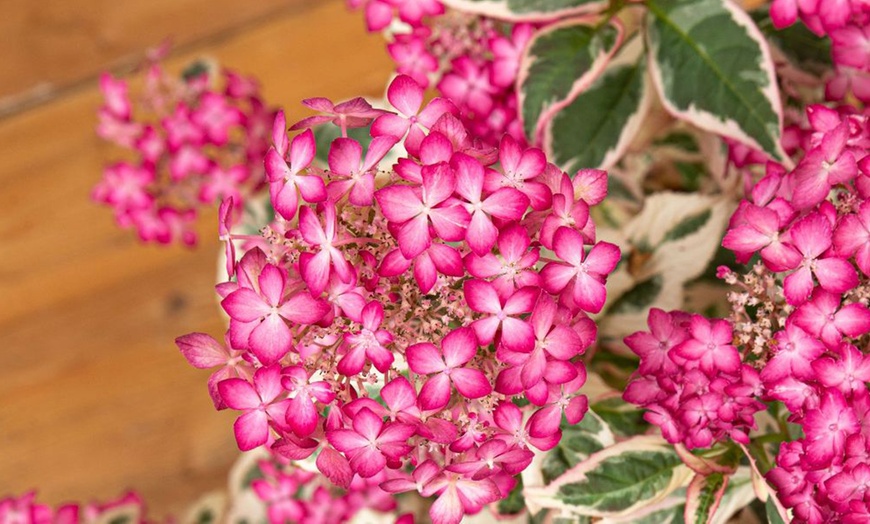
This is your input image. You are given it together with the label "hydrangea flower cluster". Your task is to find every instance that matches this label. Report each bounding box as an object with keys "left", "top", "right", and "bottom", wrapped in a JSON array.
[
  {"left": 0, "top": 491, "right": 147, "bottom": 524},
  {"left": 622, "top": 309, "right": 765, "bottom": 449},
  {"left": 178, "top": 74, "right": 618, "bottom": 524},
  {"left": 348, "top": 0, "right": 530, "bottom": 146},
  {"left": 627, "top": 104, "right": 870, "bottom": 523},
  {"left": 770, "top": 0, "right": 870, "bottom": 103},
  {"left": 93, "top": 57, "right": 275, "bottom": 245},
  {"left": 251, "top": 459, "right": 396, "bottom": 524}
]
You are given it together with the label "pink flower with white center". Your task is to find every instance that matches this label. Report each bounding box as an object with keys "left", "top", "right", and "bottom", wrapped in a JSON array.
[
  {"left": 572, "top": 168, "right": 609, "bottom": 205},
  {"left": 387, "top": 30, "right": 439, "bottom": 88},
  {"left": 175, "top": 331, "right": 251, "bottom": 410},
  {"left": 451, "top": 152, "right": 528, "bottom": 256},
  {"left": 792, "top": 288, "right": 870, "bottom": 348},
  {"left": 221, "top": 263, "right": 329, "bottom": 364},
  {"left": 92, "top": 162, "right": 154, "bottom": 211},
  {"left": 813, "top": 343, "right": 870, "bottom": 396},
  {"left": 540, "top": 173, "right": 592, "bottom": 249},
  {"left": 327, "top": 407, "right": 416, "bottom": 478},
  {"left": 379, "top": 243, "right": 463, "bottom": 294},
  {"left": 832, "top": 25, "right": 870, "bottom": 70},
  {"left": 723, "top": 203, "right": 801, "bottom": 270},
  {"left": 526, "top": 371, "right": 589, "bottom": 437},
  {"left": 291, "top": 96, "right": 385, "bottom": 133},
  {"left": 485, "top": 135, "right": 552, "bottom": 210},
  {"left": 391, "top": 0, "right": 444, "bottom": 27},
  {"left": 252, "top": 463, "right": 306, "bottom": 524},
  {"left": 465, "top": 224, "right": 540, "bottom": 296},
  {"left": 826, "top": 464, "right": 870, "bottom": 506},
  {"left": 671, "top": 316, "right": 741, "bottom": 374},
  {"left": 375, "top": 164, "right": 470, "bottom": 258},
  {"left": 406, "top": 327, "right": 491, "bottom": 410},
  {"left": 489, "top": 24, "right": 534, "bottom": 88},
  {"left": 492, "top": 401, "right": 560, "bottom": 451},
  {"left": 193, "top": 92, "right": 243, "bottom": 145},
  {"left": 834, "top": 199, "right": 870, "bottom": 275},
  {"left": 395, "top": 131, "right": 454, "bottom": 183},
  {"left": 339, "top": 301, "right": 394, "bottom": 375},
  {"left": 464, "top": 280, "right": 537, "bottom": 352},
  {"left": 424, "top": 472, "right": 500, "bottom": 524},
  {"left": 280, "top": 366, "right": 335, "bottom": 437},
  {"left": 802, "top": 389, "right": 860, "bottom": 467},
  {"left": 265, "top": 126, "right": 326, "bottom": 221},
  {"left": 298, "top": 201, "right": 354, "bottom": 296},
  {"left": 760, "top": 323, "right": 825, "bottom": 383},
  {"left": 792, "top": 123, "right": 858, "bottom": 210},
  {"left": 783, "top": 213, "right": 858, "bottom": 305},
  {"left": 163, "top": 103, "right": 204, "bottom": 149},
  {"left": 327, "top": 136, "right": 397, "bottom": 206},
  {"left": 168, "top": 143, "right": 209, "bottom": 181},
  {"left": 218, "top": 364, "right": 291, "bottom": 451},
  {"left": 380, "top": 459, "right": 441, "bottom": 494},
  {"left": 372, "top": 74, "right": 457, "bottom": 156},
  {"left": 541, "top": 227, "right": 620, "bottom": 314}
]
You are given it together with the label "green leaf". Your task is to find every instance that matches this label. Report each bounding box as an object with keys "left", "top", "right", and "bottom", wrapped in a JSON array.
[
  {"left": 765, "top": 497, "right": 787, "bottom": 524},
  {"left": 497, "top": 475, "right": 526, "bottom": 515},
  {"left": 645, "top": 0, "right": 785, "bottom": 160},
  {"left": 518, "top": 19, "right": 621, "bottom": 142},
  {"left": 685, "top": 473, "right": 728, "bottom": 524},
  {"left": 663, "top": 208, "right": 711, "bottom": 243},
  {"left": 544, "top": 37, "right": 651, "bottom": 172},
  {"left": 590, "top": 397, "right": 648, "bottom": 437},
  {"left": 557, "top": 449, "right": 684, "bottom": 511},
  {"left": 751, "top": 9, "right": 832, "bottom": 74},
  {"left": 526, "top": 437, "right": 692, "bottom": 517},
  {"left": 440, "top": 0, "right": 605, "bottom": 20},
  {"left": 543, "top": 410, "right": 616, "bottom": 483},
  {"left": 606, "top": 275, "right": 663, "bottom": 315}
]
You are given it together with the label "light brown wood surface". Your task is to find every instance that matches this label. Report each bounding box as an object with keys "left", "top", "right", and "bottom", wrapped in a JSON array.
[{"left": 0, "top": 0, "right": 392, "bottom": 518}]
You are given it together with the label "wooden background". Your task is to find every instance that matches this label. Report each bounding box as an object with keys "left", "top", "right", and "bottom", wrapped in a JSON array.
[{"left": 0, "top": 0, "right": 392, "bottom": 518}]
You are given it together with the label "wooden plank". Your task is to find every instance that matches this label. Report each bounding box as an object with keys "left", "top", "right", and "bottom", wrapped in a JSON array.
[
  {"left": 0, "top": 0, "right": 309, "bottom": 113},
  {"left": 0, "top": 0, "right": 392, "bottom": 517}
]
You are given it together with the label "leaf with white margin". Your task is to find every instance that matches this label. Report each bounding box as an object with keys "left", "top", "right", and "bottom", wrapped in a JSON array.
[
  {"left": 524, "top": 436, "right": 693, "bottom": 518},
  {"left": 439, "top": 0, "right": 606, "bottom": 22},
  {"left": 541, "top": 409, "right": 617, "bottom": 483},
  {"left": 597, "top": 495, "right": 685, "bottom": 524},
  {"left": 517, "top": 17, "right": 623, "bottom": 143},
  {"left": 710, "top": 468, "right": 757, "bottom": 524},
  {"left": 544, "top": 35, "right": 653, "bottom": 172},
  {"left": 645, "top": 0, "right": 786, "bottom": 161},
  {"left": 738, "top": 443, "right": 791, "bottom": 523},
  {"left": 685, "top": 472, "right": 728, "bottom": 524}
]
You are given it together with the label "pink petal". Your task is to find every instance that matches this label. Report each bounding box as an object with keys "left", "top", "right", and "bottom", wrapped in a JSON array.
[
  {"left": 371, "top": 113, "right": 411, "bottom": 140},
  {"left": 397, "top": 214, "right": 433, "bottom": 258},
  {"left": 175, "top": 332, "right": 228, "bottom": 368},
  {"left": 450, "top": 368, "right": 491, "bottom": 399},
  {"left": 288, "top": 393, "right": 319, "bottom": 436},
  {"left": 528, "top": 404, "right": 561, "bottom": 438},
  {"left": 553, "top": 227, "right": 585, "bottom": 266},
  {"left": 501, "top": 317, "right": 535, "bottom": 353},
  {"left": 350, "top": 446, "right": 388, "bottom": 478},
  {"left": 382, "top": 376, "right": 418, "bottom": 411},
  {"left": 233, "top": 410, "right": 269, "bottom": 451},
  {"left": 376, "top": 186, "right": 423, "bottom": 223},
  {"left": 442, "top": 327, "right": 479, "bottom": 368},
  {"left": 466, "top": 211, "right": 498, "bottom": 256},
  {"left": 316, "top": 446, "right": 353, "bottom": 488},
  {"left": 464, "top": 279, "right": 501, "bottom": 314},
  {"left": 572, "top": 273, "right": 607, "bottom": 314},
  {"left": 300, "top": 251, "right": 332, "bottom": 297},
  {"left": 815, "top": 257, "right": 859, "bottom": 294},
  {"left": 221, "top": 288, "right": 269, "bottom": 322},
  {"left": 784, "top": 267, "right": 815, "bottom": 305},
  {"left": 430, "top": 203, "right": 471, "bottom": 241},
  {"left": 296, "top": 174, "right": 327, "bottom": 203},
  {"left": 258, "top": 264, "right": 287, "bottom": 307},
  {"left": 388, "top": 75, "right": 424, "bottom": 117},
  {"left": 419, "top": 373, "right": 452, "bottom": 411},
  {"left": 429, "top": 485, "right": 463, "bottom": 524},
  {"left": 249, "top": 314, "right": 292, "bottom": 364},
  {"left": 407, "top": 342, "right": 447, "bottom": 374},
  {"left": 586, "top": 241, "right": 621, "bottom": 275},
  {"left": 289, "top": 129, "right": 316, "bottom": 171},
  {"left": 835, "top": 303, "right": 870, "bottom": 337},
  {"left": 540, "top": 263, "right": 576, "bottom": 294},
  {"left": 328, "top": 429, "right": 369, "bottom": 453},
  {"left": 279, "top": 292, "right": 329, "bottom": 324},
  {"left": 352, "top": 407, "right": 385, "bottom": 441},
  {"left": 218, "top": 378, "right": 260, "bottom": 410},
  {"left": 328, "top": 138, "right": 363, "bottom": 176}
]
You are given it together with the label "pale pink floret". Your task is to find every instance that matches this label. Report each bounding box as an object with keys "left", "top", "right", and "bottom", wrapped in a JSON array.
[
  {"left": 465, "top": 224, "right": 540, "bottom": 296},
  {"left": 298, "top": 201, "right": 354, "bottom": 296},
  {"left": 540, "top": 173, "right": 592, "bottom": 249},
  {"left": 290, "top": 96, "right": 385, "bottom": 132},
  {"left": 671, "top": 316, "right": 741, "bottom": 374},
  {"left": 339, "top": 301, "right": 394, "bottom": 375},
  {"left": 265, "top": 126, "right": 326, "bottom": 220},
  {"left": 834, "top": 199, "right": 870, "bottom": 275},
  {"left": 372, "top": 74, "right": 456, "bottom": 156},
  {"left": 327, "top": 407, "right": 416, "bottom": 478},
  {"left": 783, "top": 212, "right": 858, "bottom": 305},
  {"left": 792, "top": 289, "right": 870, "bottom": 348},
  {"left": 406, "top": 327, "right": 492, "bottom": 410},
  {"left": 327, "top": 136, "right": 397, "bottom": 206},
  {"left": 540, "top": 227, "right": 620, "bottom": 314},
  {"left": 722, "top": 204, "right": 801, "bottom": 270},
  {"left": 425, "top": 472, "right": 500, "bottom": 524},
  {"left": 379, "top": 242, "right": 463, "bottom": 294},
  {"left": 792, "top": 123, "right": 858, "bottom": 210},
  {"left": 218, "top": 364, "right": 291, "bottom": 451},
  {"left": 464, "top": 280, "right": 538, "bottom": 352},
  {"left": 176, "top": 331, "right": 251, "bottom": 410},
  {"left": 489, "top": 24, "right": 534, "bottom": 88},
  {"left": 485, "top": 135, "right": 552, "bottom": 210},
  {"left": 221, "top": 263, "right": 329, "bottom": 364}
]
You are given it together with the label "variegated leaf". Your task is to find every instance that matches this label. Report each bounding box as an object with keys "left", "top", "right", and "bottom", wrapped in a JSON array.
[
  {"left": 440, "top": 0, "right": 605, "bottom": 21},
  {"left": 645, "top": 0, "right": 786, "bottom": 161},
  {"left": 685, "top": 472, "right": 728, "bottom": 524},
  {"left": 544, "top": 35, "right": 652, "bottom": 172},
  {"left": 517, "top": 18, "right": 622, "bottom": 143}
]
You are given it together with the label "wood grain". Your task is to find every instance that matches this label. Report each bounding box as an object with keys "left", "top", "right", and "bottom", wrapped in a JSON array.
[{"left": 0, "top": 0, "right": 392, "bottom": 517}]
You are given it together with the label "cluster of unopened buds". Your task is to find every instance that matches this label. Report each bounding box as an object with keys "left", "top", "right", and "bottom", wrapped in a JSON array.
[
  {"left": 93, "top": 56, "right": 275, "bottom": 245},
  {"left": 348, "top": 0, "right": 530, "bottom": 146},
  {"left": 771, "top": 0, "right": 869, "bottom": 102},
  {"left": 0, "top": 491, "right": 147, "bottom": 524},
  {"left": 178, "top": 73, "right": 618, "bottom": 524},
  {"left": 626, "top": 104, "right": 870, "bottom": 523}
]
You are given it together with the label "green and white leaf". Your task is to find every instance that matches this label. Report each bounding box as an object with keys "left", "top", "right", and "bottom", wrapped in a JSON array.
[
  {"left": 544, "top": 35, "right": 652, "bottom": 172},
  {"left": 541, "top": 409, "right": 616, "bottom": 483},
  {"left": 518, "top": 18, "right": 622, "bottom": 143},
  {"left": 590, "top": 397, "right": 648, "bottom": 438},
  {"left": 645, "top": 0, "right": 786, "bottom": 161},
  {"left": 439, "top": 0, "right": 605, "bottom": 21},
  {"left": 685, "top": 472, "right": 728, "bottom": 524},
  {"left": 524, "top": 436, "right": 693, "bottom": 518},
  {"left": 710, "top": 468, "right": 758, "bottom": 524},
  {"left": 597, "top": 495, "right": 685, "bottom": 524}
]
